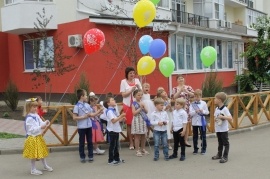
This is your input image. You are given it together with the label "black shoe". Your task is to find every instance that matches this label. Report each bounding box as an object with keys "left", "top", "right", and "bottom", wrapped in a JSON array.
[
  {"left": 169, "top": 154, "right": 177, "bottom": 159},
  {"left": 80, "top": 158, "right": 86, "bottom": 163},
  {"left": 88, "top": 158, "right": 94, "bottom": 162},
  {"left": 212, "top": 155, "right": 222, "bottom": 160},
  {"left": 193, "top": 150, "right": 198, "bottom": 155},
  {"left": 219, "top": 157, "right": 228, "bottom": 163},
  {"left": 201, "top": 150, "right": 206, "bottom": 155},
  {"left": 180, "top": 156, "right": 185, "bottom": 161},
  {"left": 185, "top": 144, "right": 191, "bottom": 147}
]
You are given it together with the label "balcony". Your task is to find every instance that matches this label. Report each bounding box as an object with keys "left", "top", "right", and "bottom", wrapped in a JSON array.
[
  {"left": 171, "top": 10, "right": 209, "bottom": 28},
  {"left": 1, "top": 0, "right": 57, "bottom": 34},
  {"left": 224, "top": 0, "right": 247, "bottom": 7},
  {"left": 231, "top": 23, "right": 247, "bottom": 34}
]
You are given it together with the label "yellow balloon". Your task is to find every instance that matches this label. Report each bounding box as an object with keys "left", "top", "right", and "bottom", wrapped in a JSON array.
[
  {"left": 133, "top": 0, "right": 156, "bottom": 28},
  {"left": 137, "top": 56, "right": 156, "bottom": 76}
]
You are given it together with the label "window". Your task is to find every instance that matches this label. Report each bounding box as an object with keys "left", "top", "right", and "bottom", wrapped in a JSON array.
[
  {"left": 215, "top": 3, "right": 219, "bottom": 19},
  {"left": 247, "top": 9, "right": 265, "bottom": 27},
  {"left": 23, "top": 37, "right": 54, "bottom": 71},
  {"left": 186, "top": 36, "right": 193, "bottom": 70},
  {"left": 177, "top": 36, "right": 185, "bottom": 69},
  {"left": 196, "top": 37, "right": 203, "bottom": 69},
  {"left": 172, "top": 0, "right": 186, "bottom": 23},
  {"left": 216, "top": 40, "right": 222, "bottom": 69},
  {"left": 5, "top": 0, "right": 53, "bottom": 5},
  {"left": 228, "top": 42, "right": 233, "bottom": 68},
  {"left": 158, "top": 0, "right": 169, "bottom": 9}
]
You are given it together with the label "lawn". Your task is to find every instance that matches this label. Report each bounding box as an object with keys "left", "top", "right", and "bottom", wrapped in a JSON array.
[{"left": 0, "top": 132, "right": 24, "bottom": 139}]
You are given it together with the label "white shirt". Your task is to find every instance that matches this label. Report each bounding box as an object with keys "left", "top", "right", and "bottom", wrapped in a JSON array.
[
  {"left": 189, "top": 100, "right": 209, "bottom": 126},
  {"left": 150, "top": 110, "right": 169, "bottom": 131},
  {"left": 214, "top": 105, "right": 232, "bottom": 132},
  {"left": 120, "top": 78, "right": 142, "bottom": 106},
  {"left": 99, "top": 101, "right": 119, "bottom": 121},
  {"left": 106, "top": 107, "right": 122, "bottom": 133},
  {"left": 25, "top": 113, "right": 47, "bottom": 137},
  {"left": 172, "top": 109, "right": 188, "bottom": 131}
]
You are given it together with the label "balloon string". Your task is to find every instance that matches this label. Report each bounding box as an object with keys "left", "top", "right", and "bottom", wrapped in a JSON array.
[
  {"left": 57, "top": 54, "right": 89, "bottom": 105},
  {"left": 99, "top": 27, "right": 140, "bottom": 99}
]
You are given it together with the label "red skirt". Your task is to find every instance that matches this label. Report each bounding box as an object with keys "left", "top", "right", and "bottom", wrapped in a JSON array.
[
  {"left": 92, "top": 120, "right": 104, "bottom": 143},
  {"left": 123, "top": 104, "right": 133, "bottom": 125}
]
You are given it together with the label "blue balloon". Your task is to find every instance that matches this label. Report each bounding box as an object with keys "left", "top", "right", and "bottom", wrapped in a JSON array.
[
  {"left": 149, "top": 39, "right": 166, "bottom": 59},
  {"left": 139, "top": 35, "right": 153, "bottom": 55}
]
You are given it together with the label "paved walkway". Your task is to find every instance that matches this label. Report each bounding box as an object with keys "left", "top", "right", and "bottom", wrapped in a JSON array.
[{"left": 0, "top": 124, "right": 270, "bottom": 178}]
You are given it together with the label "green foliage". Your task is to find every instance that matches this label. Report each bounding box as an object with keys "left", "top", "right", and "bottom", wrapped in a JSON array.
[
  {"left": 3, "top": 80, "right": 19, "bottom": 111},
  {"left": 68, "top": 72, "right": 90, "bottom": 105},
  {"left": 0, "top": 132, "right": 24, "bottom": 139},
  {"left": 2, "top": 112, "right": 9, "bottom": 118},
  {"left": 234, "top": 73, "right": 254, "bottom": 92},
  {"left": 202, "top": 71, "right": 223, "bottom": 97},
  {"left": 242, "top": 16, "right": 270, "bottom": 88}
]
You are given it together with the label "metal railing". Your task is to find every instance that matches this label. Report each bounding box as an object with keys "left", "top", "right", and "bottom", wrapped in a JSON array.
[
  {"left": 171, "top": 9, "right": 209, "bottom": 28},
  {"left": 5, "top": 0, "right": 53, "bottom": 6}
]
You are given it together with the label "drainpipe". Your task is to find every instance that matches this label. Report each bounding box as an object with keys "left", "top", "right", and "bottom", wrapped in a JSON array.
[{"left": 168, "top": 24, "right": 181, "bottom": 96}]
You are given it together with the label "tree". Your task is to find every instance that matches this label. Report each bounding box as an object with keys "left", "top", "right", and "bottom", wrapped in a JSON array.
[
  {"left": 24, "top": 8, "right": 76, "bottom": 102},
  {"left": 242, "top": 16, "right": 270, "bottom": 91}
]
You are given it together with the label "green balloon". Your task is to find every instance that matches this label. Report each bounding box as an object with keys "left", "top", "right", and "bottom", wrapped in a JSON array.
[
  {"left": 159, "top": 57, "right": 175, "bottom": 77},
  {"left": 200, "top": 46, "right": 217, "bottom": 67},
  {"left": 150, "top": 0, "right": 160, "bottom": 5}
]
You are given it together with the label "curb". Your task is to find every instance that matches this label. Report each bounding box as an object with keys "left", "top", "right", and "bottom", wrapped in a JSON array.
[{"left": 1, "top": 123, "right": 270, "bottom": 155}]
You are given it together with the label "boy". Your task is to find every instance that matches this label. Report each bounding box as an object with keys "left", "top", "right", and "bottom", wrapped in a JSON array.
[
  {"left": 151, "top": 98, "right": 169, "bottom": 161},
  {"left": 73, "top": 89, "right": 102, "bottom": 163},
  {"left": 189, "top": 89, "right": 209, "bottom": 155},
  {"left": 104, "top": 96, "right": 126, "bottom": 166},
  {"left": 169, "top": 98, "right": 187, "bottom": 161},
  {"left": 212, "top": 92, "right": 233, "bottom": 163}
]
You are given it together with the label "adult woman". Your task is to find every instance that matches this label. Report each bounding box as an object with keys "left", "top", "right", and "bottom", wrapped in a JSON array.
[
  {"left": 120, "top": 67, "right": 142, "bottom": 149},
  {"left": 172, "top": 74, "right": 194, "bottom": 147}
]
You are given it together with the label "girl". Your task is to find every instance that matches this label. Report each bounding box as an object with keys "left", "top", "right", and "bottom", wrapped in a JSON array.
[
  {"left": 23, "top": 98, "right": 53, "bottom": 175},
  {"left": 88, "top": 93, "right": 105, "bottom": 155},
  {"left": 141, "top": 83, "right": 155, "bottom": 139},
  {"left": 131, "top": 89, "right": 150, "bottom": 157},
  {"left": 157, "top": 88, "right": 173, "bottom": 150},
  {"left": 34, "top": 96, "right": 47, "bottom": 118}
]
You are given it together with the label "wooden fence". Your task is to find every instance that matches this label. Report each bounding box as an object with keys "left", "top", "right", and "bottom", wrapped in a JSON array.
[{"left": 42, "top": 92, "right": 270, "bottom": 147}]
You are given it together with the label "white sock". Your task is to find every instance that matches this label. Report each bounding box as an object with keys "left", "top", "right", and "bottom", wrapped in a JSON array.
[
  {"left": 31, "top": 159, "right": 36, "bottom": 171},
  {"left": 41, "top": 158, "right": 48, "bottom": 168}
]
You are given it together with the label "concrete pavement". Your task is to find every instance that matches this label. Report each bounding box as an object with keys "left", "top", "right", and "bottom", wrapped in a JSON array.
[{"left": 0, "top": 125, "right": 270, "bottom": 179}]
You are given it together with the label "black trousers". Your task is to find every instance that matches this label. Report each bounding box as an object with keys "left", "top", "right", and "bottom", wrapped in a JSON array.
[
  {"left": 172, "top": 128, "right": 185, "bottom": 157},
  {"left": 108, "top": 131, "right": 120, "bottom": 163},
  {"left": 78, "top": 127, "right": 93, "bottom": 159},
  {"left": 216, "top": 131, "right": 229, "bottom": 158},
  {"left": 193, "top": 126, "right": 207, "bottom": 151}
]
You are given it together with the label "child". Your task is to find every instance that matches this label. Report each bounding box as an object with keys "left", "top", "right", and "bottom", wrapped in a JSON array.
[
  {"left": 189, "top": 89, "right": 209, "bottom": 155},
  {"left": 34, "top": 96, "right": 47, "bottom": 118},
  {"left": 131, "top": 89, "right": 150, "bottom": 157},
  {"left": 157, "top": 88, "right": 173, "bottom": 150},
  {"left": 141, "top": 83, "right": 155, "bottom": 139},
  {"left": 151, "top": 97, "right": 169, "bottom": 161},
  {"left": 73, "top": 89, "right": 102, "bottom": 163},
  {"left": 169, "top": 98, "right": 187, "bottom": 161},
  {"left": 22, "top": 98, "right": 53, "bottom": 175},
  {"left": 104, "top": 96, "right": 126, "bottom": 165},
  {"left": 212, "top": 92, "right": 233, "bottom": 163},
  {"left": 88, "top": 92, "right": 105, "bottom": 155}
]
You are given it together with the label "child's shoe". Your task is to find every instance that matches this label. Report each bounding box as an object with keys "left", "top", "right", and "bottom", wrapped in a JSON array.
[
  {"left": 95, "top": 148, "right": 105, "bottom": 155},
  {"left": 141, "top": 149, "right": 149, "bottom": 155},
  {"left": 193, "top": 150, "right": 198, "bottom": 155},
  {"left": 168, "top": 154, "right": 177, "bottom": 159},
  {"left": 219, "top": 157, "right": 228, "bottom": 163},
  {"left": 153, "top": 157, "right": 159, "bottom": 161},
  {"left": 212, "top": 155, "right": 222, "bottom": 160},
  {"left": 43, "top": 165, "right": 53, "bottom": 172},
  {"left": 31, "top": 169, "right": 43, "bottom": 175},
  {"left": 136, "top": 150, "right": 143, "bottom": 157},
  {"left": 180, "top": 155, "right": 185, "bottom": 161}
]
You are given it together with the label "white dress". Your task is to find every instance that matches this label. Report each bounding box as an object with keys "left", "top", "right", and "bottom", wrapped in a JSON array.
[{"left": 141, "top": 93, "right": 155, "bottom": 121}]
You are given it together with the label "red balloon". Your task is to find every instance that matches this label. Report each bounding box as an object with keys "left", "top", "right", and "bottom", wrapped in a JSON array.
[{"left": 83, "top": 28, "right": 105, "bottom": 54}]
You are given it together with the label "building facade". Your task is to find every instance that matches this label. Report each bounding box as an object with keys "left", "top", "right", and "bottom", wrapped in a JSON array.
[{"left": 0, "top": 0, "right": 268, "bottom": 98}]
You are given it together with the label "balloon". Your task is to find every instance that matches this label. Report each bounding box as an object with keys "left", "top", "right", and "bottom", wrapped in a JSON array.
[
  {"left": 137, "top": 56, "right": 156, "bottom": 76},
  {"left": 139, "top": 35, "right": 153, "bottom": 55},
  {"left": 83, "top": 28, "right": 105, "bottom": 54},
  {"left": 149, "top": 39, "right": 166, "bottom": 59},
  {"left": 133, "top": 0, "right": 156, "bottom": 28},
  {"left": 149, "top": 0, "right": 160, "bottom": 5},
  {"left": 200, "top": 46, "right": 217, "bottom": 67},
  {"left": 159, "top": 57, "right": 175, "bottom": 77}
]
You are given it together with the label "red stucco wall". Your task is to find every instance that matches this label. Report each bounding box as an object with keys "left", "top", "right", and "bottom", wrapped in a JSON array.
[{"left": 0, "top": 32, "right": 9, "bottom": 92}]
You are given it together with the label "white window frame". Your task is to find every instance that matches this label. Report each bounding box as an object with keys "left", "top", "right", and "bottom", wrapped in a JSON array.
[{"left": 23, "top": 37, "right": 54, "bottom": 72}]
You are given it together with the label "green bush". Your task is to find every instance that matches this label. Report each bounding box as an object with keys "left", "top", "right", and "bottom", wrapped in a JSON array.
[
  {"left": 3, "top": 80, "right": 19, "bottom": 111},
  {"left": 202, "top": 71, "right": 223, "bottom": 97},
  {"left": 68, "top": 72, "right": 90, "bottom": 105},
  {"left": 234, "top": 73, "right": 254, "bottom": 92}
]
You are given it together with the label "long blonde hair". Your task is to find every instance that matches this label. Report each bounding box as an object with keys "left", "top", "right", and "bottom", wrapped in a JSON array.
[{"left": 23, "top": 99, "right": 38, "bottom": 117}]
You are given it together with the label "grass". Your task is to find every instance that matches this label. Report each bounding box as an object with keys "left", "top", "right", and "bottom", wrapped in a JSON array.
[{"left": 0, "top": 132, "right": 24, "bottom": 139}]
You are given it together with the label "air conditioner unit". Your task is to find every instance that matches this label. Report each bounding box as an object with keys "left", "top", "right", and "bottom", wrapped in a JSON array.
[
  {"left": 226, "top": 21, "right": 232, "bottom": 28},
  {"left": 68, "top": 34, "right": 83, "bottom": 48},
  {"left": 218, "top": 20, "right": 226, "bottom": 27}
]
